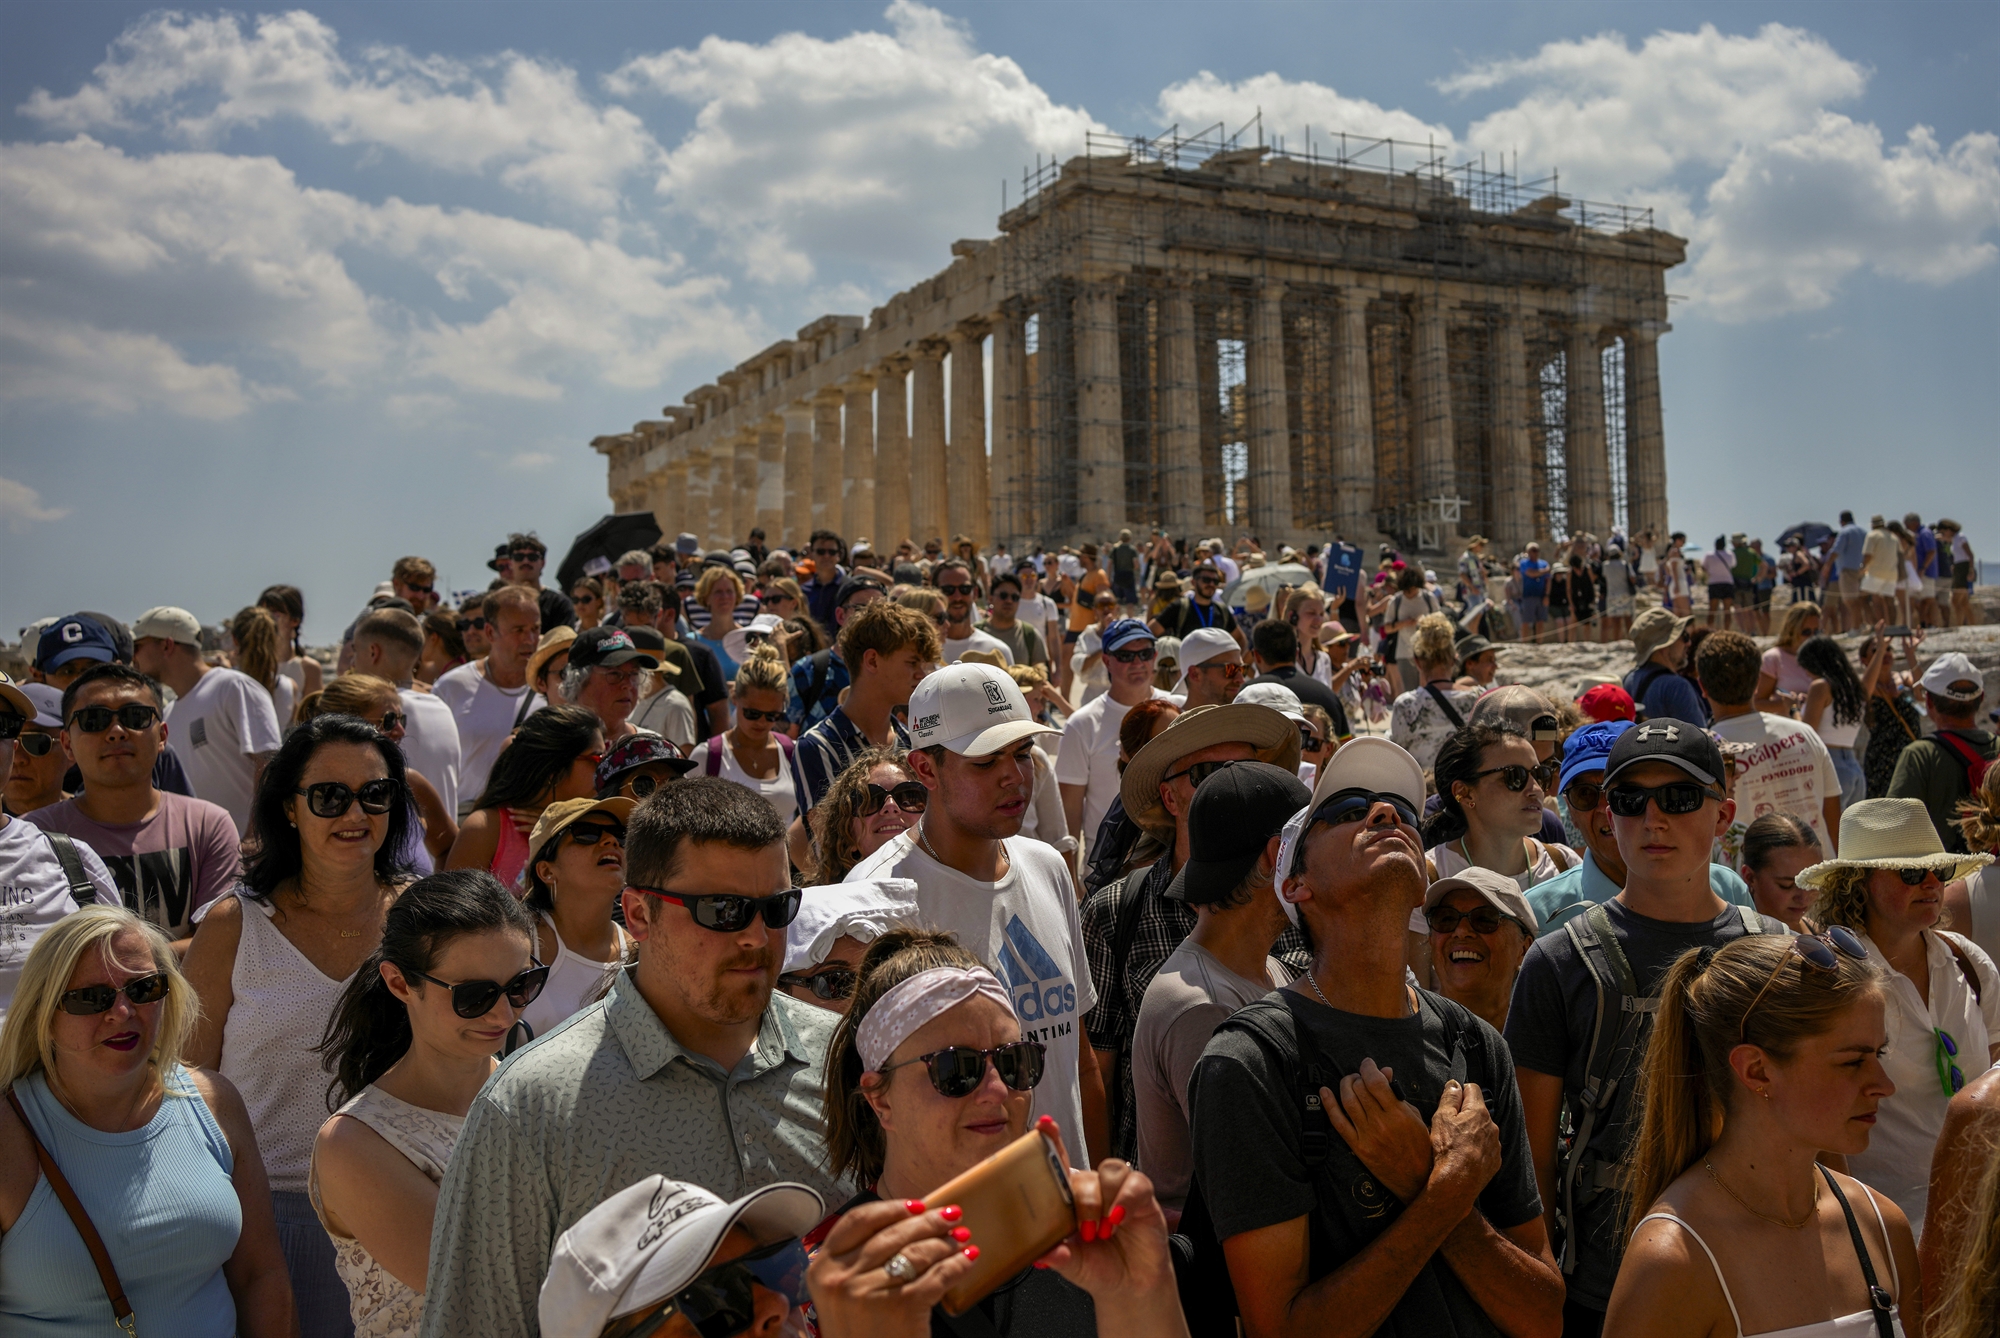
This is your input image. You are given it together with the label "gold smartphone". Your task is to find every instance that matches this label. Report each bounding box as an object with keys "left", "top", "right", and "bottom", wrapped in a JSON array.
[{"left": 922, "top": 1126, "right": 1077, "bottom": 1315}]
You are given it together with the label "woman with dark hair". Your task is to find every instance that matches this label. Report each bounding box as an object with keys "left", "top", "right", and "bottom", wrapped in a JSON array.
[
  {"left": 417, "top": 612, "right": 467, "bottom": 686},
  {"left": 183, "top": 712, "right": 416, "bottom": 1338},
  {"left": 259, "top": 583, "right": 322, "bottom": 700},
  {"left": 444, "top": 704, "right": 603, "bottom": 891},
  {"left": 517, "top": 797, "right": 633, "bottom": 1037},
  {"left": 309, "top": 871, "right": 540, "bottom": 1338},
  {"left": 1798, "top": 633, "right": 1871, "bottom": 808},
  {"left": 569, "top": 577, "right": 605, "bottom": 631},
  {"left": 807, "top": 748, "right": 922, "bottom": 886},
  {"left": 1736, "top": 812, "right": 1822, "bottom": 931},
  {"left": 297, "top": 674, "right": 457, "bottom": 868}
]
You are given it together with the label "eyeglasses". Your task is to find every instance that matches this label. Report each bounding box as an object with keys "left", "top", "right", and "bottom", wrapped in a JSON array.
[
  {"left": 778, "top": 967, "right": 857, "bottom": 1001},
  {"left": 737, "top": 705, "right": 785, "bottom": 723},
  {"left": 407, "top": 963, "right": 550, "bottom": 1018},
  {"left": 1472, "top": 762, "right": 1558, "bottom": 793},
  {"left": 642, "top": 1237, "right": 810, "bottom": 1338},
  {"left": 937, "top": 583, "right": 976, "bottom": 597},
  {"left": 564, "top": 818, "right": 625, "bottom": 846},
  {"left": 859, "top": 781, "right": 928, "bottom": 817},
  {"left": 629, "top": 885, "right": 803, "bottom": 933},
  {"left": 1107, "top": 646, "right": 1156, "bottom": 664},
  {"left": 1310, "top": 788, "right": 1423, "bottom": 832},
  {"left": 880, "top": 1041, "right": 1047, "bottom": 1098},
  {"left": 1890, "top": 867, "right": 1943, "bottom": 887},
  {"left": 1426, "top": 905, "right": 1515, "bottom": 935},
  {"left": 295, "top": 778, "right": 402, "bottom": 819},
  {"left": 1937, "top": 1028, "right": 1966, "bottom": 1096},
  {"left": 67, "top": 704, "right": 161, "bottom": 733},
  {"left": 1164, "top": 758, "right": 1237, "bottom": 788},
  {"left": 1738, "top": 924, "right": 1867, "bottom": 1040},
  {"left": 1605, "top": 780, "right": 1723, "bottom": 818},
  {"left": 1564, "top": 779, "right": 1605, "bottom": 812},
  {"left": 59, "top": 973, "right": 171, "bottom": 1016},
  {"left": 378, "top": 710, "right": 406, "bottom": 733},
  {"left": 0, "top": 714, "right": 21, "bottom": 742},
  {"left": 17, "top": 732, "right": 58, "bottom": 758},
  {"left": 991, "top": 591, "right": 1020, "bottom": 602}
]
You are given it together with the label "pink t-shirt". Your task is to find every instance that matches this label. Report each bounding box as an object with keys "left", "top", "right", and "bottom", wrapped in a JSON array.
[
  {"left": 1760, "top": 646, "right": 1814, "bottom": 697},
  {"left": 26, "top": 792, "right": 242, "bottom": 937}
]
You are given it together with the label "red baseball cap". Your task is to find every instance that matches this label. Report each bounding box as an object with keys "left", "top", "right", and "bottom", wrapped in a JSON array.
[{"left": 1578, "top": 683, "right": 1636, "bottom": 723}]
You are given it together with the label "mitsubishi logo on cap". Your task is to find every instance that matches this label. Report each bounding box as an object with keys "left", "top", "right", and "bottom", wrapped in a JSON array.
[{"left": 1635, "top": 723, "right": 1680, "bottom": 741}]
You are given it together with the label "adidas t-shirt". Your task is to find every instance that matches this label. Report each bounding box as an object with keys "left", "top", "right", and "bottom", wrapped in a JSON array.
[{"left": 846, "top": 832, "right": 1097, "bottom": 1162}]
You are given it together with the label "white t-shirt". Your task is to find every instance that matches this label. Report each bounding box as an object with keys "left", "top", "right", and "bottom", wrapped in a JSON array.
[
  {"left": 694, "top": 735, "right": 805, "bottom": 830},
  {"left": 0, "top": 818, "right": 118, "bottom": 1024},
  {"left": 270, "top": 674, "right": 297, "bottom": 729},
  {"left": 987, "top": 552, "right": 1016, "bottom": 579},
  {"left": 1054, "top": 688, "right": 1173, "bottom": 848},
  {"left": 433, "top": 662, "right": 544, "bottom": 810},
  {"left": 398, "top": 688, "right": 463, "bottom": 820},
  {"left": 1214, "top": 556, "right": 1241, "bottom": 584},
  {"left": 846, "top": 833, "right": 1097, "bottom": 1162},
  {"left": 1019, "top": 593, "right": 1060, "bottom": 641},
  {"left": 630, "top": 687, "right": 697, "bottom": 750},
  {"left": 943, "top": 628, "right": 1015, "bottom": 666},
  {"left": 166, "top": 666, "right": 285, "bottom": 835},
  {"left": 1709, "top": 711, "right": 1841, "bottom": 868}
]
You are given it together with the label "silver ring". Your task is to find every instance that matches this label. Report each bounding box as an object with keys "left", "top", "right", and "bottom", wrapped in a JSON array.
[{"left": 883, "top": 1252, "right": 918, "bottom": 1284}]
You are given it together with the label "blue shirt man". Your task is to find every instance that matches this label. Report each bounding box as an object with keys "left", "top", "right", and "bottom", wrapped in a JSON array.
[{"left": 1833, "top": 513, "right": 1867, "bottom": 574}]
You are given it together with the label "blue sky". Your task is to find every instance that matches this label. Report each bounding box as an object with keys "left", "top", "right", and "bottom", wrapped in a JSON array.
[{"left": 3, "top": 1, "right": 1996, "bottom": 641}]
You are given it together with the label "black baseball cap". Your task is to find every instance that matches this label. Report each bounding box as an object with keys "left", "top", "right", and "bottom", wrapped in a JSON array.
[
  {"left": 1602, "top": 718, "right": 1723, "bottom": 788},
  {"left": 1172, "top": 761, "right": 1312, "bottom": 905},
  {"left": 568, "top": 627, "right": 660, "bottom": 671},
  {"left": 835, "top": 575, "right": 886, "bottom": 607}
]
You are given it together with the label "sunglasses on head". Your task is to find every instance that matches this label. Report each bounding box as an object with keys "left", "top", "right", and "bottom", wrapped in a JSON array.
[
  {"left": 1164, "top": 758, "right": 1236, "bottom": 788},
  {"left": 1311, "top": 788, "right": 1422, "bottom": 831},
  {"left": 296, "top": 778, "right": 401, "bottom": 819},
  {"left": 1738, "top": 924, "right": 1867, "bottom": 1040},
  {"left": 67, "top": 704, "right": 161, "bottom": 734},
  {"left": 1427, "top": 905, "right": 1515, "bottom": 935},
  {"left": 737, "top": 705, "right": 785, "bottom": 723},
  {"left": 1108, "top": 646, "right": 1156, "bottom": 664},
  {"left": 1473, "top": 762, "right": 1557, "bottom": 793},
  {"left": 778, "top": 966, "right": 857, "bottom": 1001},
  {"left": 59, "top": 973, "right": 171, "bottom": 1015},
  {"left": 564, "top": 818, "right": 625, "bottom": 846},
  {"left": 408, "top": 963, "right": 550, "bottom": 1018},
  {"left": 1606, "top": 780, "right": 1722, "bottom": 818},
  {"left": 630, "top": 885, "right": 803, "bottom": 933},
  {"left": 881, "top": 1040, "right": 1047, "bottom": 1098},
  {"left": 626, "top": 1237, "right": 809, "bottom": 1338},
  {"left": 859, "top": 781, "right": 928, "bottom": 817},
  {"left": 16, "top": 732, "right": 58, "bottom": 758}
]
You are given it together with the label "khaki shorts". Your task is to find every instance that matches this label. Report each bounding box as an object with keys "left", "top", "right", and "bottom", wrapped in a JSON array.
[{"left": 1838, "top": 570, "right": 1863, "bottom": 599}]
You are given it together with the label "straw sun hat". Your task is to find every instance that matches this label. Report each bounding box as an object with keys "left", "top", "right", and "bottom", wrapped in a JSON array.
[{"left": 1795, "top": 798, "right": 1993, "bottom": 891}]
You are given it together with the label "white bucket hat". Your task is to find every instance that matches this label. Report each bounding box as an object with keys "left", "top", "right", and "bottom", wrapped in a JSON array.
[{"left": 1795, "top": 798, "right": 1993, "bottom": 891}]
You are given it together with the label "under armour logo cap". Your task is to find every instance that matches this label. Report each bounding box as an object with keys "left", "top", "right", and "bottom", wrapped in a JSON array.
[
  {"left": 1603, "top": 715, "right": 1723, "bottom": 787},
  {"left": 907, "top": 662, "right": 1059, "bottom": 757}
]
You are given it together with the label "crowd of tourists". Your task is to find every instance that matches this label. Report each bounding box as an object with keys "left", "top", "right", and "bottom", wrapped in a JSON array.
[{"left": 1, "top": 513, "right": 1996, "bottom": 1338}]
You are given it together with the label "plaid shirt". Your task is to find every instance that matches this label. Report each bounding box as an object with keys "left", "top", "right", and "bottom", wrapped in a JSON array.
[{"left": 1081, "top": 855, "right": 1310, "bottom": 1159}]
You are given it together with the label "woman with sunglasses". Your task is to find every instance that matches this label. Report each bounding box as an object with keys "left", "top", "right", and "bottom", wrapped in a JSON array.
[
  {"left": 571, "top": 577, "right": 606, "bottom": 631},
  {"left": 779, "top": 879, "right": 920, "bottom": 1014},
  {"left": 0, "top": 905, "right": 294, "bottom": 1334},
  {"left": 446, "top": 704, "right": 604, "bottom": 892},
  {"left": 297, "top": 676, "right": 457, "bottom": 869},
  {"left": 808, "top": 749, "right": 925, "bottom": 886},
  {"left": 518, "top": 798, "right": 635, "bottom": 1038},
  {"left": 1795, "top": 797, "right": 1999, "bottom": 1232},
  {"left": 810, "top": 928, "right": 1186, "bottom": 1338},
  {"left": 310, "top": 871, "right": 540, "bottom": 1337},
  {"left": 691, "top": 648, "right": 808, "bottom": 833},
  {"left": 183, "top": 712, "right": 418, "bottom": 1337},
  {"left": 1605, "top": 931, "right": 1918, "bottom": 1337}
]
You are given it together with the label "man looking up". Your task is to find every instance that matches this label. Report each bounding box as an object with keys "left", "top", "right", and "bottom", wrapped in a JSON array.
[
  {"left": 977, "top": 571, "right": 1049, "bottom": 669},
  {"left": 1057, "top": 619, "right": 1173, "bottom": 855},
  {"left": 1172, "top": 627, "right": 1245, "bottom": 710},
  {"left": 131, "top": 606, "right": 282, "bottom": 836},
  {"left": 803, "top": 529, "right": 849, "bottom": 636},
  {"left": 1622, "top": 606, "right": 1705, "bottom": 725},
  {"left": 420, "top": 779, "right": 841, "bottom": 1338},
  {"left": 787, "top": 575, "right": 885, "bottom": 731},
  {"left": 1246, "top": 618, "right": 1349, "bottom": 734},
  {"left": 794, "top": 600, "right": 939, "bottom": 812},
  {"left": 1696, "top": 629, "right": 1842, "bottom": 864},
  {"left": 506, "top": 532, "right": 579, "bottom": 632},
  {"left": 352, "top": 607, "right": 461, "bottom": 818},
  {"left": 934, "top": 558, "right": 1012, "bottom": 664},
  {"left": 1890, "top": 651, "right": 1997, "bottom": 852},
  {"left": 1189, "top": 736, "right": 1562, "bottom": 1337},
  {"left": 1508, "top": 721, "right": 1784, "bottom": 1336},
  {"left": 845, "top": 662, "right": 1106, "bottom": 1163},
  {"left": 434, "top": 584, "right": 544, "bottom": 809},
  {"left": 27, "top": 663, "right": 239, "bottom": 945}
]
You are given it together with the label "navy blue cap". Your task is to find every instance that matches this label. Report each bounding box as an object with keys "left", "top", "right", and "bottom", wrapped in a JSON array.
[
  {"left": 1101, "top": 619, "right": 1156, "bottom": 653},
  {"left": 37, "top": 615, "right": 118, "bottom": 671},
  {"left": 1558, "top": 720, "right": 1635, "bottom": 793}
]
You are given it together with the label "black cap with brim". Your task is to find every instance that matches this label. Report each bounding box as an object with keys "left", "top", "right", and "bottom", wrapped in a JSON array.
[
  {"left": 1174, "top": 761, "right": 1312, "bottom": 905},
  {"left": 1602, "top": 718, "right": 1724, "bottom": 788}
]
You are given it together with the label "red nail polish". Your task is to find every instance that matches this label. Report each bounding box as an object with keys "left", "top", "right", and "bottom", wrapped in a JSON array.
[
  {"left": 1106, "top": 1205, "right": 1126, "bottom": 1227},
  {"left": 1103, "top": 1222, "right": 1116, "bottom": 1238},
  {"left": 939, "top": 1204, "right": 962, "bottom": 1223},
  {"left": 1080, "top": 1219, "right": 1097, "bottom": 1242},
  {"left": 1037, "top": 1114, "right": 1056, "bottom": 1130},
  {"left": 904, "top": 1200, "right": 925, "bottom": 1215},
  {"left": 951, "top": 1226, "right": 971, "bottom": 1242},
  {"left": 963, "top": 1245, "right": 979, "bottom": 1261}
]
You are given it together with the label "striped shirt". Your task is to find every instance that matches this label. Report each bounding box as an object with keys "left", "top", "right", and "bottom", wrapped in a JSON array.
[{"left": 796, "top": 707, "right": 911, "bottom": 812}]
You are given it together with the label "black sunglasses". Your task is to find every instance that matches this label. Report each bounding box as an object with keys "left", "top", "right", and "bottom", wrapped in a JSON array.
[
  {"left": 630, "top": 885, "right": 803, "bottom": 933},
  {"left": 1472, "top": 762, "right": 1557, "bottom": 793},
  {"left": 511, "top": 550, "right": 544, "bottom": 563},
  {"left": 296, "top": 777, "right": 402, "bottom": 819},
  {"left": 1564, "top": 779, "right": 1605, "bottom": 812},
  {"left": 1427, "top": 905, "right": 1515, "bottom": 935},
  {"left": 67, "top": 704, "right": 161, "bottom": 734},
  {"left": 59, "top": 973, "right": 171, "bottom": 1016},
  {"left": 1164, "top": 758, "right": 1237, "bottom": 788},
  {"left": 407, "top": 963, "right": 549, "bottom": 1018},
  {"left": 880, "top": 1040, "right": 1047, "bottom": 1098},
  {"left": 737, "top": 705, "right": 785, "bottom": 723},
  {"left": 463, "top": 616, "right": 489, "bottom": 631},
  {"left": 0, "top": 714, "right": 21, "bottom": 742},
  {"left": 1739, "top": 925, "right": 1867, "bottom": 1040},
  {"left": 16, "top": 732, "right": 58, "bottom": 758},
  {"left": 1606, "top": 780, "right": 1722, "bottom": 818},
  {"left": 858, "top": 781, "right": 928, "bottom": 817},
  {"left": 937, "top": 583, "right": 976, "bottom": 596},
  {"left": 778, "top": 966, "right": 857, "bottom": 1001},
  {"left": 629, "top": 1237, "right": 809, "bottom": 1338},
  {"left": 404, "top": 583, "right": 434, "bottom": 596},
  {"left": 1107, "top": 646, "right": 1156, "bottom": 663},
  {"left": 1890, "top": 866, "right": 1944, "bottom": 886},
  {"left": 1311, "top": 788, "right": 1423, "bottom": 831},
  {"left": 565, "top": 818, "right": 625, "bottom": 846},
  {"left": 378, "top": 710, "right": 406, "bottom": 733}
]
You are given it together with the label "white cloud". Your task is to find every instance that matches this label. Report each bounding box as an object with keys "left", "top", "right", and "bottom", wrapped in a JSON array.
[
  {"left": 610, "top": 0, "right": 1101, "bottom": 285},
  {"left": 0, "top": 476, "right": 74, "bottom": 530},
  {"left": 502, "top": 449, "right": 555, "bottom": 471},
  {"left": 1156, "top": 71, "right": 1454, "bottom": 155},
  {"left": 21, "top": 10, "right": 659, "bottom": 212}
]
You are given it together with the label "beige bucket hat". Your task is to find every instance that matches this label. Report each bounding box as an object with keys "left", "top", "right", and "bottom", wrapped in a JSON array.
[{"left": 1795, "top": 798, "right": 1993, "bottom": 891}]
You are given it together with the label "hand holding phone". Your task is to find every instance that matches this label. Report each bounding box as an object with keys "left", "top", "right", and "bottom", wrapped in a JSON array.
[
  {"left": 1029, "top": 1117, "right": 1187, "bottom": 1333},
  {"left": 922, "top": 1124, "right": 1075, "bottom": 1315}
]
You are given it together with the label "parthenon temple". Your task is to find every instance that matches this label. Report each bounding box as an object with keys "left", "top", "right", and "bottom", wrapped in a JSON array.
[{"left": 594, "top": 124, "right": 1686, "bottom": 557}]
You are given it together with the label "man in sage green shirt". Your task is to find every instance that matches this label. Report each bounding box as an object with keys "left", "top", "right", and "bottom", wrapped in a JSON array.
[{"left": 419, "top": 780, "right": 846, "bottom": 1338}]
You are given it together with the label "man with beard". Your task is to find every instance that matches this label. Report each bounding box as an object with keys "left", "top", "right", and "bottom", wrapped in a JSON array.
[{"left": 421, "top": 779, "right": 842, "bottom": 1338}]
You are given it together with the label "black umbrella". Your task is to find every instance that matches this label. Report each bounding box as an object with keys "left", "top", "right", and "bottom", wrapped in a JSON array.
[
  {"left": 1776, "top": 521, "right": 1833, "bottom": 551},
  {"left": 556, "top": 513, "right": 663, "bottom": 590}
]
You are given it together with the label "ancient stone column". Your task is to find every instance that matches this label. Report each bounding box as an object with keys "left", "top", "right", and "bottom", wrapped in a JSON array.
[
  {"left": 1625, "top": 324, "right": 1669, "bottom": 541},
  {"left": 732, "top": 430, "right": 758, "bottom": 548},
  {"left": 812, "top": 389, "right": 843, "bottom": 537},
  {"left": 756, "top": 416, "right": 785, "bottom": 540},
  {"left": 1565, "top": 323, "right": 1610, "bottom": 539},
  {"left": 842, "top": 376, "right": 875, "bottom": 543},
  {"left": 990, "top": 309, "right": 1026, "bottom": 547},
  {"left": 1414, "top": 293, "right": 1457, "bottom": 544},
  {"left": 909, "top": 342, "right": 948, "bottom": 547},
  {"left": 1245, "top": 281, "right": 1293, "bottom": 539},
  {"left": 947, "top": 323, "right": 989, "bottom": 548},
  {"left": 782, "top": 405, "right": 813, "bottom": 548},
  {"left": 684, "top": 445, "right": 712, "bottom": 549},
  {"left": 874, "top": 358, "right": 912, "bottom": 549},
  {"left": 1491, "top": 309, "right": 1536, "bottom": 555},
  {"left": 1074, "top": 284, "right": 1123, "bottom": 537},
  {"left": 708, "top": 448, "right": 730, "bottom": 549},
  {"left": 1332, "top": 285, "right": 1377, "bottom": 542},
  {"left": 1159, "top": 281, "right": 1203, "bottom": 538}
]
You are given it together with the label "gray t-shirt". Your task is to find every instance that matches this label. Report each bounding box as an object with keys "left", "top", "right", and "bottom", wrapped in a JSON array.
[{"left": 1132, "top": 940, "right": 1288, "bottom": 1209}]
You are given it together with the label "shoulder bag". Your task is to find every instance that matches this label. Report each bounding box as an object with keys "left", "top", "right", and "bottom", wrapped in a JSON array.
[{"left": 6, "top": 1086, "right": 136, "bottom": 1336}]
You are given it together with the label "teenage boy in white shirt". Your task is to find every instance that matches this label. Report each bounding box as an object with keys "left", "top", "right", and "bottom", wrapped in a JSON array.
[{"left": 131, "top": 607, "right": 283, "bottom": 835}]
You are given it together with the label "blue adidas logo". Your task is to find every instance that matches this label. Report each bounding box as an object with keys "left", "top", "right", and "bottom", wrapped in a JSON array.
[{"left": 994, "top": 914, "right": 1076, "bottom": 1025}]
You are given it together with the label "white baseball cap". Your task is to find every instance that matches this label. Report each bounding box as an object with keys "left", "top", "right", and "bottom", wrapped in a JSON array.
[
  {"left": 132, "top": 606, "right": 202, "bottom": 647},
  {"left": 1272, "top": 736, "right": 1426, "bottom": 927},
  {"left": 538, "top": 1176, "right": 824, "bottom": 1338},
  {"left": 907, "top": 662, "right": 1059, "bottom": 756},
  {"left": 1235, "top": 680, "right": 1307, "bottom": 724},
  {"left": 1171, "top": 627, "right": 1242, "bottom": 691},
  {"left": 1920, "top": 652, "right": 1984, "bottom": 702}
]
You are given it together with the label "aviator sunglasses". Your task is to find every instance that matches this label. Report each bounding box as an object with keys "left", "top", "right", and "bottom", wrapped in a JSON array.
[
  {"left": 406, "top": 963, "right": 550, "bottom": 1019},
  {"left": 880, "top": 1040, "right": 1048, "bottom": 1098},
  {"left": 629, "top": 884, "right": 803, "bottom": 933},
  {"left": 60, "top": 973, "right": 172, "bottom": 1015},
  {"left": 295, "top": 778, "right": 402, "bottom": 819}
]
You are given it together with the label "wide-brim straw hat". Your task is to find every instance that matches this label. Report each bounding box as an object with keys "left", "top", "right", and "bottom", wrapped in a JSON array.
[
  {"left": 1121, "top": 703, "right": 1301, "bottom": 837},
  {"left": 527, "top": 626, "right": 577, "bottom": 687},
  {"left": 1795, "top": 798, "right": 1993, "bottom": 890}
]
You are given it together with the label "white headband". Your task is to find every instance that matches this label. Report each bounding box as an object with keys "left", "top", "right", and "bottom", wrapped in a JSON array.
[
  {"left": 857, "top": 966, "right": 1014, "bottom": 1071},
  {"left": 1272, "top": 803, "right": 1314, "bottom": 927}
]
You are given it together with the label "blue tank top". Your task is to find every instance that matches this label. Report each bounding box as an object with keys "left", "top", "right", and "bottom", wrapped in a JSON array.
[{"left": 1, "top": 1065, "right": 241, "bottom": 1335}]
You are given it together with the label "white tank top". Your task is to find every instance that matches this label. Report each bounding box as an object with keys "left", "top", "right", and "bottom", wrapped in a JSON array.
[
  {"left": 219, "top": 893, "right": 358, "bottom": 1191},
  {"left": 522, "top": 910, "right": 627, "bottom": 1038},
  {"left": 309, "top": 1085, "right": 464, "bottom": 1338},
  {"left": 1964, "top": 866, "right": 2000, "bottom": 964}
]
